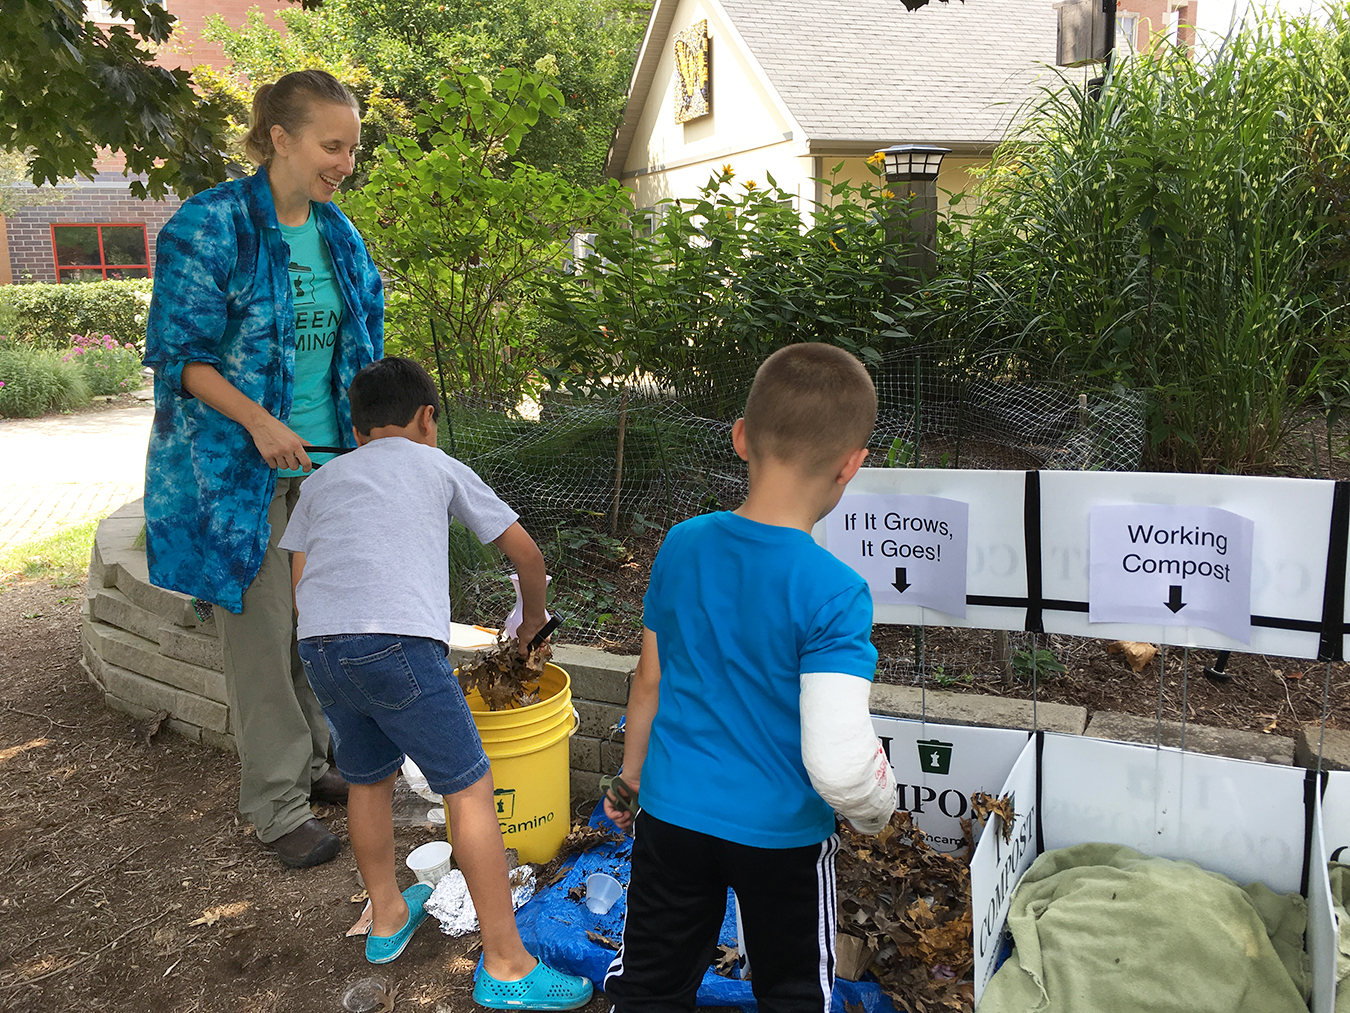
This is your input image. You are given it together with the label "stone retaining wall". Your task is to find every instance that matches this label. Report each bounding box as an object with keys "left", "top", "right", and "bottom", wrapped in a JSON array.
[{"left": 82, "top": 500, "right": 636, "bottom": 799}]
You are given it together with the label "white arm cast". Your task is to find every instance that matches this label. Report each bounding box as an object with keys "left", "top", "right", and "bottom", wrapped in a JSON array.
[{"left": 800, "top": 672, "right": 898, "bottom": 835}]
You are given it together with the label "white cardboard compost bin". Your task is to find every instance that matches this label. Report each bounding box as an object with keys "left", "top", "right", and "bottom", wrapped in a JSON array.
[
  {"left": 812, "top": 465, "right": 1350, "bottom": 1011},
  {"left": 965, "top": 734, "right": 1339, "bottom": 1011}
]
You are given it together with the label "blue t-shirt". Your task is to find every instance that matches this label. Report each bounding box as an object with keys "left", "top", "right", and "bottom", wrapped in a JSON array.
[
  {"left": 278, "top": 209, "right": 343, "bottom": 477},
  {"left": 640, "top": 511, "right": 878, "bottom": 848}
]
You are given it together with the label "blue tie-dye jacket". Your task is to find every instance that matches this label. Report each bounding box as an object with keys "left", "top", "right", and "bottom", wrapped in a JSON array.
[{"left": 143, "top": 166, "right": 383, "bottom": 613}]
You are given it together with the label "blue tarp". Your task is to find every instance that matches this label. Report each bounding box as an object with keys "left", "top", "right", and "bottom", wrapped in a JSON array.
[{"left": 514, "top": 805, "right": 901, "bottom": 1012}]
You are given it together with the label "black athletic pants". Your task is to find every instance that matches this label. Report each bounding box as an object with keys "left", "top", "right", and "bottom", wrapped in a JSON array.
[{"left": 605, "top": 812, "right": 839, "bottom": 1013}]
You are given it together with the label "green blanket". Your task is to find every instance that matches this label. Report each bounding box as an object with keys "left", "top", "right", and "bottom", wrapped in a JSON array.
[
  {"left": 979, "top": 843, "right": 1309, "bottom": 1013},
  {"left": 1328, "top": 862, "right": 1350, "bottom": 1013}
]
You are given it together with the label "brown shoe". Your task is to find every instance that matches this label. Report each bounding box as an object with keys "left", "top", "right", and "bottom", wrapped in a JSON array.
[
  {"left": 270, "top": 818, "right": 341, "bottom": 868},
  {"left": 310, "top": 768, "right": 350, "bottom": 806}
]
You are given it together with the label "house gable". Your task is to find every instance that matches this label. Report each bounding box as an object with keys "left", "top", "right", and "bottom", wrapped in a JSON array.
[
  {"left": 607, "top": 0, "right": 1061, "bottom": 180},
  {"left": 608, "top": 0, "right": 807, "bottom": 184}
]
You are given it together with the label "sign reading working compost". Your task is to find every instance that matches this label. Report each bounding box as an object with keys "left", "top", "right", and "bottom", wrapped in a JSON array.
[
  {"left": 1089, "top": 504, "right": 1254, "bottom": 643},
  {"left": 825, "top": 494, "right": 969, "bottom": 618}
]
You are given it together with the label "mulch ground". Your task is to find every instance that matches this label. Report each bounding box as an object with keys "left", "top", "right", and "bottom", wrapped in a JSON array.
[
  {"left": 0, "top": 578, "right": 613, "bottom": 1013},
  {"left": 869, "top": 624, "right": 1350, "bottom": 739}
]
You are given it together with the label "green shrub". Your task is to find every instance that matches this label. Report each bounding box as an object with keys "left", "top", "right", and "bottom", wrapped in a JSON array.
[
  {"left": 924, "top": 8, "right": 1350, "bottom": 471},
  {"left": 0, "top": 342, "right": 91, "bottom": 417},
  {"left": 0, "top": 279, "right": 152, "bottom": 351},
  {"left": 62, "top": 333, "right": 143, "bottom": 395}
]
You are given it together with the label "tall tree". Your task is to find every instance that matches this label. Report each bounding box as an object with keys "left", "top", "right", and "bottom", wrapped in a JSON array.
[
  {"left": 0, "top": 0, "right": 232, "bottom": 197},
  {"left": 203, "top": 0, "right": 647, "bottom": 184}
]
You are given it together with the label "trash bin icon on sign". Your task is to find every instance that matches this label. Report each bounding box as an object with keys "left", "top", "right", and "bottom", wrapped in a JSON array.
[
  {"left": 916, "top": 740, "right": 954, "bottom": 775},
  {"left": 494, "top": 787, "right": 516, "bottom": 819}
]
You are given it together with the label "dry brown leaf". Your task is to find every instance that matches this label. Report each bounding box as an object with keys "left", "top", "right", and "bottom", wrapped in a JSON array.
[
  {"left": 711, "top": 944, "right": 740, "bottom": 977},
  {"left": 1106, "top": 641, "right": 1158, "bottom": 673},
  {"left": 971, "top": 792, "right": 1015, "bottom": 844},
  {"left": 1286, "top": 670, "right": 1304, "bottom": 681},
  {"left": 188, "top": 901, "right": 250, "bottom": 927},
  {"left": 457, "top": 636, "right": 553, "bottom": 711},
  {"left": 1262, "top": 716, "right": 1279, "bottom": 733},
  {"left": 133, "top": 708, "right": 170, "bottom": 746},
  {"left": 346, "top": 899, "right": 373, "bottom": 937}
]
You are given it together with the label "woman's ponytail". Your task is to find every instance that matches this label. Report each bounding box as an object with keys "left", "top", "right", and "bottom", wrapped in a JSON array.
[
  {"left": 243, "top": 83, "right": 277, "bottom": 166},
  {"left": 242, "top": 71, "right": 358, "bottom": 167}
]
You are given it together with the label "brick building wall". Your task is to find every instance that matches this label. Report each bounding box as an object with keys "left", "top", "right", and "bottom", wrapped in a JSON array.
[
  {"left": 1119, "top": 0, "right": 1200, "bottom": 53},
  {"left": 5, "top": 178, "right": 181, "bottom": 284},
  {"left": 2, "top": 0, "right": 281, "bottom": 286}
]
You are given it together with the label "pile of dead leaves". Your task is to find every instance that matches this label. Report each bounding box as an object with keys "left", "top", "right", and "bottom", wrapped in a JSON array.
[
  {"left": 835, "top": 795, "right": 1014, "bottom": 1013},
  {"left": 456, "top": 636, "right": 553, "bottom": 711}
]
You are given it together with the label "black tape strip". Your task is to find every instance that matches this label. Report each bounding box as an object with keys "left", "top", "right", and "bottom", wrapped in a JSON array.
[
  {"left": 1255, "top": 615, "right": 1329, "bottom": 633},
  {"left": 1318, "top": 481, "right": 1350, "bottom": 662},
  {"left": 1024, "top": 471, "right": 1044, "bottom": 633},
  {"left": 1302, "top": 769, "right": 1319, "bottom": 897},
  {"left": 1034, "top": 730, "right": 1045, "bottom": 856},
  {"left": 962, "top": 599, "right": 1337, "bottom": 637},
  {"left": 966, "top": 595, "right": 1029, "bottom": 608},
  {"left": 1042, "top": 599, "right": 1090, "bottom": 613}
]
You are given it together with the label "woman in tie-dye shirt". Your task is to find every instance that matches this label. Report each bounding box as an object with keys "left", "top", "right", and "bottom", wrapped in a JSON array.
[{"left": 143, "top": 70, "right": 382, "bottom": 868}]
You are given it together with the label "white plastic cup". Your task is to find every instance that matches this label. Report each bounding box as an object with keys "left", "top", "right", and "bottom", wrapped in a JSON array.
[
  {"left": 584, "top": 872, "right": 623, "bottom": 915},
  {"left": 405, "top": 841, "right": 454, "bottom": 886}
]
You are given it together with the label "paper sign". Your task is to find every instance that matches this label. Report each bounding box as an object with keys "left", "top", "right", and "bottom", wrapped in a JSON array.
[
  {"left": 1089, "top": 503, "right": 1254, "bottom": 643},
  {"left": 824, "top": 494, "right": 969, "bottom": 618}
]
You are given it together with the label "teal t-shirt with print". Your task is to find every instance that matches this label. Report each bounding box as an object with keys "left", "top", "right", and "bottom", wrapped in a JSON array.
[{"left": 279, "top": 209, "right": 343, "bottom": 477}]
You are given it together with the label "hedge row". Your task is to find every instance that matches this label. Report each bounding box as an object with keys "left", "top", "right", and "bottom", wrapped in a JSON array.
[{"left": 0, "top": 279, "right": 152, "bottom": 350}]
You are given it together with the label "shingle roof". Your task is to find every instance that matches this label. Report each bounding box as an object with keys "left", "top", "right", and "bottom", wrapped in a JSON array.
[
  {"left": 606, "top": 0, "right": 1062, "bottom": 175},
  {"left": 723, "top": 0, "right": 1059, "bottom": 146}
]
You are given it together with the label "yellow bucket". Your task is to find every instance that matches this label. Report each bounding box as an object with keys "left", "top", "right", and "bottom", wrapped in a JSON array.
[{"left": 445, "top": 662, "right": 576, "bottom": 864}]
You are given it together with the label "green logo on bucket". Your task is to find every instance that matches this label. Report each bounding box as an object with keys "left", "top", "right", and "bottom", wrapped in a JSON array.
[
  {"left": 494, "top": 787, "right": 516, "bottom": 819},
  {"left": 916, "top": 739, "right": 954, "bottom": 775}
]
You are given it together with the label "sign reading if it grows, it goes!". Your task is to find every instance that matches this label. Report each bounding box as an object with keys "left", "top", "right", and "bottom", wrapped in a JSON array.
[
  {"left": 824, "top": 494, "right": 969, "bottom": 618},
  {"left": 1088, "top": 504, "right": 1254, "bottom": 643}
]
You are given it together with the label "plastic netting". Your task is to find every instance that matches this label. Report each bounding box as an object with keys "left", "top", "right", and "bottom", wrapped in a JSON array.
[{"left": 441, "top": 346, "right": 1147, "bottom": 658}]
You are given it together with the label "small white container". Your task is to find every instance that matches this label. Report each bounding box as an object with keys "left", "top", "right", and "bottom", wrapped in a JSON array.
[
  {"left": 584, "top": 872, "right": 623, "bottom": 915},
  {"left": 503, "top": 573, "right": 552, "bottom": 641},
  {"left": 405, "top": 840, "right": 454, "bottom": 886}
]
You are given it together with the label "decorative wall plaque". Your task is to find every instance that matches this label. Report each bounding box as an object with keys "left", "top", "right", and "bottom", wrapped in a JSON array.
[{"left": 673, "top": 20, "right": 710, "bottom": 123}]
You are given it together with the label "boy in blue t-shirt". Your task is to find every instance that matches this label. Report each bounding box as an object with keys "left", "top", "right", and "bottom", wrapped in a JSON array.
[{"left": 602, "top": 343, "right": 898, "bottom": 1012}]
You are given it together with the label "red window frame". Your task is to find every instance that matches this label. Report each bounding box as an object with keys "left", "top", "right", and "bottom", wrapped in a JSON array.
[{"left": 51, "top": 223, "right": 151, "bottom": 283}]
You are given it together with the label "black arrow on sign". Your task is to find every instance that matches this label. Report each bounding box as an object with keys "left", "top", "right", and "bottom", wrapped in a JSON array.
[
  {"left": 1165, "top": 585, "right": 1186, "bottom": 613},
  {"left": 892, "top": 567, "right": 911, "bottom": 594}
]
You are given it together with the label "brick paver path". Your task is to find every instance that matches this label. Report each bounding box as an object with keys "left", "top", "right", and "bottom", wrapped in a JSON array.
[{"left": 0, "top": 400, "right": 153, "bottom": 554}]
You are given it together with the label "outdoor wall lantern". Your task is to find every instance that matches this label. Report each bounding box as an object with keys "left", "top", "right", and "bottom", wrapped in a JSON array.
[{"left": 877, "top": 144, "right": 951, "bottom": 183}]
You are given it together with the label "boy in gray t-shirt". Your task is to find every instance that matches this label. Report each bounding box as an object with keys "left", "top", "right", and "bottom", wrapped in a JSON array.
[{"left": 279, "top": 357, "right": 591, "bottom": 1008}]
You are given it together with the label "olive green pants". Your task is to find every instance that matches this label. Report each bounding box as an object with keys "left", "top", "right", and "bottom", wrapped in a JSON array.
[{"left": 216, "top": 476, "right": 330, "bottom": 843}]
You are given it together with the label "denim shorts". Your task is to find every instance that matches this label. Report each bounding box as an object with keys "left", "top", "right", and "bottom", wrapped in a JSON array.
[{"left": 297, "top": 633, "right": 490, "bottom": 795}]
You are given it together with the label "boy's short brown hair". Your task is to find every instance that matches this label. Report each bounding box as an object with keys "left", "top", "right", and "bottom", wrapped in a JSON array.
[{"left": 742, "top": 343, "right": 877, "bottom": 473}]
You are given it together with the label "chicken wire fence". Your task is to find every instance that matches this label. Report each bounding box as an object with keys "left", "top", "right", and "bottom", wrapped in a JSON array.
[{"left": 441, "top": 346, "right": 1148, "bottom": 678}]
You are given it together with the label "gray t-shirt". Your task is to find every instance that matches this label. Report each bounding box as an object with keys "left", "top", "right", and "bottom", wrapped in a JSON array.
[{"left": 279, "top": 437, "right": 519, "bottom": 643}]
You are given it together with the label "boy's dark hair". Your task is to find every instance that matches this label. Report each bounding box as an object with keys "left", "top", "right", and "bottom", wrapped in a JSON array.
[
  {"left": 348, "top": 356, "right": 441, "bottom": 435},
  {"left": 742, "top": 343, "right": 877, "bottom": 473}
]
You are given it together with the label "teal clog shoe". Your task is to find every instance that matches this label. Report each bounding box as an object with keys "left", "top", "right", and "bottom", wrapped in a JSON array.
[
  {"left": 365, "top": 883, "right": 434, "bottom": 964},
  {"left": 472, "top": 959, "right": 594, "bottom": 1010}
]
